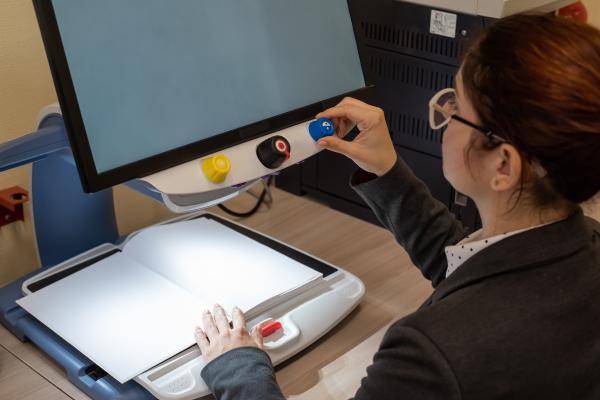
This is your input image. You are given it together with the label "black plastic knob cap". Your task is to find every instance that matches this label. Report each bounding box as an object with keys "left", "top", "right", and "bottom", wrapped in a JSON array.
[{"left": 256, "top": 136, "right": 291, "bottom": 169}]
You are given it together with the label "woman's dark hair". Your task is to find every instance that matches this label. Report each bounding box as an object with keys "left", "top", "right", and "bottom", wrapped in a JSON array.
[{"left": 461, "top": 13, "right": 600, "bottom": 206}]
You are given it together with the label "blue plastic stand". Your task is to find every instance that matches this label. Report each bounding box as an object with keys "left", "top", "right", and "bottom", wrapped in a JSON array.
[
  {"left": 0, "top": 114, "right": 119, "bottom": 266},
  {"left": 32, "top": 115, "right": 119, "bottom": 267},
  {"left": 0, "top": 114, "right": 155, "bottom": 399}
]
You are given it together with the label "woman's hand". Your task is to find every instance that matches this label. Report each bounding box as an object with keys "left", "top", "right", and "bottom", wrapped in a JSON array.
[
  {"left": 316, "top": 97, "right": 397, "bottom": 176},
  {"left": 195, "top": 304, "right": 264, "bottom": 365}
]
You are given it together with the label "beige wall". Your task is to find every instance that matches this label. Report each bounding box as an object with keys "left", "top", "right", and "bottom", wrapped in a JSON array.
[
  {"left": 0, "top": 0, "right": 54, "bottom": 285},
  {"left": 583, "top": 0, "right": 600, "bottom": 26},
  {"left": 0, "top": 1, "right": 599, "bottom": 286},
  {"left": 581, "top": 0, "right": 600, "bottom": 217}
]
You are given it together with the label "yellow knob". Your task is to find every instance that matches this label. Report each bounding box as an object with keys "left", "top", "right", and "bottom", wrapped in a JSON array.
[{"left": 202, "top": 154, "right": 231, "bottom": 183}]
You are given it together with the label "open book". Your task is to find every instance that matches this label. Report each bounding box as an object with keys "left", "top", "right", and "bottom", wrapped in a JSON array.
[{"left": 17, "top": 216, "right": 323, "bottom": 383}]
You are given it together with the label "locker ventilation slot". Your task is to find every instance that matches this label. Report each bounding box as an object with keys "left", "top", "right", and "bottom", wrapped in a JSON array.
[
  {"left": 360, "top": 21, "right": 462, "bottom": 59},
  {"left": 386, "top": 110, "right": 442, "bottom": 145},
  {"left": 368, "top": 54, "right": 454, "bottom": 90}
]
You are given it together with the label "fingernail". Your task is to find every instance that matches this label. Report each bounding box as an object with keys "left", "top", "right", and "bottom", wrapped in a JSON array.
[
  {"left": 203, "top": 309, "right": 210, "bottom": 315},
  {"left": 318, "top": 140, "right": 328, "bottom": 147}
]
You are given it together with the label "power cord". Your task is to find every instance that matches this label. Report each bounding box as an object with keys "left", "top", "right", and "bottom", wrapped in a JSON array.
[{"left": 218, "top": 176, "right": 274, "bottom": 218}]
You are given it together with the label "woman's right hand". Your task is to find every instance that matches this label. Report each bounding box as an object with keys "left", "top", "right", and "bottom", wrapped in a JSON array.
[{"left": 316, "top": 97, "right": 397, "bottom": 177}]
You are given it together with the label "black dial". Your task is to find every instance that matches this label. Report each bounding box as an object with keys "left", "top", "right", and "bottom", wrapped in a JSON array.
[{"left": 256, "top": 136, "right": 291, "bottom": 169}]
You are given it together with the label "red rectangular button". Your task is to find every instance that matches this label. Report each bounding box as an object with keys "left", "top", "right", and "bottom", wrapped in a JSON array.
[{"left": 260, "top": 321, "right": 282, "bottom": 337}]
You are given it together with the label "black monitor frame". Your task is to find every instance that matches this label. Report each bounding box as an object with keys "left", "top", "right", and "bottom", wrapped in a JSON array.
[{"left": 32, "top": 0, "right": 373, "bottom": 193}]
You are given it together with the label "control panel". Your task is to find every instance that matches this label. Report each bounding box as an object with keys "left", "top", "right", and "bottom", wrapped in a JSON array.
[{"left": 141, "top": 118, "right": 335, "bottom": 195}]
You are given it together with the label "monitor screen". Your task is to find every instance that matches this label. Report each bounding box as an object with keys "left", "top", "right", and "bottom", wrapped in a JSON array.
[{"left": 34, "top": 0, "right": 367, "bottom": 192}]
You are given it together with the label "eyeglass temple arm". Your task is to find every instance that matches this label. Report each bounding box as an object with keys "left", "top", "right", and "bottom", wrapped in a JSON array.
[{"left": 450, "top": 115, "right": 506, "bottom": 143}]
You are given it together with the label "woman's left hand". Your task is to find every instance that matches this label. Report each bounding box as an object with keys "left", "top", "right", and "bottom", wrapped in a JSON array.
[{"left": 195, "top": 304, "right": 264, "bottom": 365}]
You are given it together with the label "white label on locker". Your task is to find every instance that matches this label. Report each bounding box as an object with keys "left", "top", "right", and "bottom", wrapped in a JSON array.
[{"left": 430, "top": 10, "right": 457, "bottom": 39}]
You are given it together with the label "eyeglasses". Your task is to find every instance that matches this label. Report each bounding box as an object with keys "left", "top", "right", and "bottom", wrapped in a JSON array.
[
  {"left": 429, "top": 88, "right": 548, "bottom": 178},
  {"left": 429, "top": 88, "right": 506, "bottom": 143}
]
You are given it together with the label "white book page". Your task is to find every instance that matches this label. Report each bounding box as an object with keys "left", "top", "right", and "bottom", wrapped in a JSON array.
[
  {"left": 17, "top": 253, "right": 206, "bottom": 384},
  {"left": 124, "top": 217, "right": 323, "bottom": 313}
]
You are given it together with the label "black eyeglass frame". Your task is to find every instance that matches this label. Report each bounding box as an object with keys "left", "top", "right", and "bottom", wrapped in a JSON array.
[{"left": 450, "top": 115, "right": 506, "bottom": 143}]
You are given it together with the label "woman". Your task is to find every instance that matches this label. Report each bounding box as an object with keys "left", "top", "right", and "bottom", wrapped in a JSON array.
[{"left": 194, "top": 13, "right": 600, "bottom": 400}]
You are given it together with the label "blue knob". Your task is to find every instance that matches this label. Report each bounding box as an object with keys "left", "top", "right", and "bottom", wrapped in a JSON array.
[{"left": 309, "top": 118, "right": 336, "bottom": 142}]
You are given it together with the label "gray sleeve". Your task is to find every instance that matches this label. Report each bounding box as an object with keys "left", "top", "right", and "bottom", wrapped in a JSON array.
[
  {"left": 351, "top": 157, "right": 468, "bottom": 287},
  {"left": 352, "top": 325, "right": 461, "bottom": 400},
  {"left": 201, "top": 347, "right": 285, "bottom": 400}
]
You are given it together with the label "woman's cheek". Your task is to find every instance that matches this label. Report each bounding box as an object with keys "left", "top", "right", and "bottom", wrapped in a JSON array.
[
  {"left": 442, "top": 128, "right": 467, "bottom": 191},
  {"left": 442, "top": 130, "right": 457, "bottom": 180}
]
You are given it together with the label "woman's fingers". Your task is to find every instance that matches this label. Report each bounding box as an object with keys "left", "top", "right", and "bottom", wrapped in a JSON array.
[
  {"left": 317, "top": 104, "right": 368, "bottom": 127},
  {"left": 231, "top": 306, "right": 246, "bottom": 331},
  {"left": 332, "top": 117, "right": 357, "bottom": 139},
  {"left": 213, "top": 304, "right": 230, "bottom": 334},
  {"left": 316, "top": 97, "right": 382, "bottom": 139},
  {"left": 251, "top": 324, "right": 264, "bottom": 349},
  {"left": 317, "top": 97, "right": 379, "bottom": 123},
  {"left": 331, "top": 96, "right": 375, "bottom": 110},
  {"left": 333, "top": 98, "right": 363, "bottom": 136},
  {"left": 316, "top": 96, "right": 394, "bottom": 176},
  {"left": 202, "top": 309, "right": 220, "bottom": 339},
  {"left": 194, "top": 305, "right": 264, "bottom": 364},
  {"left": 195, "top": 327, "right": 210, "bottom": 353},
  {"left": 318, "top": 135, "right": 362, "bottom": 160}
]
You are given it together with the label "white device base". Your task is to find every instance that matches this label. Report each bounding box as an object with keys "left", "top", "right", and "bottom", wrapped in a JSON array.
[
  {"left": 136, "top": 267, "right": 363, "bottom": 400},
  {"left": 21, "top": 212, "right": 365, "bottom": 400}
]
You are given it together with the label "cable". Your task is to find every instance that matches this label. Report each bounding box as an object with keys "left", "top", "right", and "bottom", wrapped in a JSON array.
[{"left": 218, "top": 176, "right": 273, "bottom": 218}]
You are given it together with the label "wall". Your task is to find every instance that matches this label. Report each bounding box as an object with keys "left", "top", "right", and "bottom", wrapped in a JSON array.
[
  {"left": 0, "top": 0, "right": 54, "bottom": 285},
  {"left": 563, "top": 0, "right": 600, "bottom": 218},
  {"left": 583, "top": 0, "right": 599, "bottom": 26},
  {"left": 0, "top": 1, "right": 599, "bottom": 286}
]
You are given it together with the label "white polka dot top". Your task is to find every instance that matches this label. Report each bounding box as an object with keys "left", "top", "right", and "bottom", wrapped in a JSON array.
[{"left": 444, "top": 221, "right": 559, "bottom": 278}]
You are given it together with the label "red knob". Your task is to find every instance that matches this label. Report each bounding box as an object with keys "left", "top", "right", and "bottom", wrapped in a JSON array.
[{"left": 558, "top": 2, "right": 588, "bottom": 23}]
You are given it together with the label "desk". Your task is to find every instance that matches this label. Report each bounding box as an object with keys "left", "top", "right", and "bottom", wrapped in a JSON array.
[{"left": 0, "top": 186, "right": 432, "bottom": 399}]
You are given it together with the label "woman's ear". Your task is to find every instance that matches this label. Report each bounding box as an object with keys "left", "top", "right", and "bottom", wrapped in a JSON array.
[{"left": 490, "top": 144, "right": 522, "bottom": 193}]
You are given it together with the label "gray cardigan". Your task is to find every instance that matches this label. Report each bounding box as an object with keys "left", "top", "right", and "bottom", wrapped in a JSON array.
[{"left": 201, "top": 158, "right": 600, "bottom": 400}]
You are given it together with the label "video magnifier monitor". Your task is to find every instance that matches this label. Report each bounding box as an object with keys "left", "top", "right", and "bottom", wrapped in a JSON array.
[{"left": 33, "top": 0, "right": 367, "bottom": 192}]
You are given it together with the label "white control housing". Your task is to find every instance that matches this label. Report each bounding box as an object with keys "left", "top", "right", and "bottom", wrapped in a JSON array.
[{"left": 141, "top": 121, "right": 322, "bottom": 195}]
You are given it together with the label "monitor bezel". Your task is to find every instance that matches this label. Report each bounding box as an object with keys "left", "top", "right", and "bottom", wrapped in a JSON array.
[{"left": 33, "top": 0, "right": 372, "bottom": 193}]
